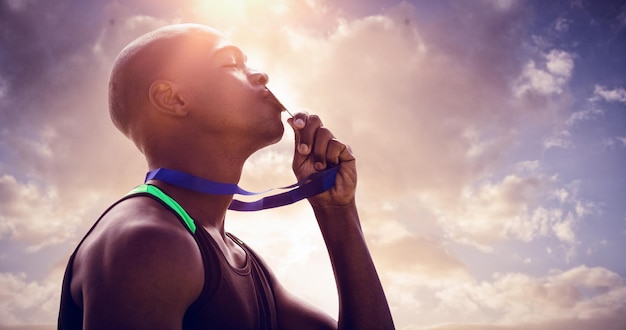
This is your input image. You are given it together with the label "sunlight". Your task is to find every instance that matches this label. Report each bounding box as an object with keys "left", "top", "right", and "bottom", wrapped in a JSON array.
[
  {"left": 227, "top": 204, "right": 338, "bottom": 315},
  {"left": 190, "top": 0, "right": 301, "bottom": 113},
  {"left": 193, "top": 0, "right": 292, "bottom": 25}
]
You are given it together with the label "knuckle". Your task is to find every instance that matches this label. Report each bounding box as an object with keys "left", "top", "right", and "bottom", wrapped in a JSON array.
[
  {"left": 308, "top": 114, "right": 322, "bottom": 126},
  {"left": 319, "top": 127, "right": 333, "bottom": 137}
]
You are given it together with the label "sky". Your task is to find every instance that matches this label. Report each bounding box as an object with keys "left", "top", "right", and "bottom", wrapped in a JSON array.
[{"left": 1, "top": 0, "right": 625, "bottom": 329}]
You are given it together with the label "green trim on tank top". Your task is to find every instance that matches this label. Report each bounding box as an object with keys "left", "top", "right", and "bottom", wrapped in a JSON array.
[{"left": 127, "top": 184, "right": 197, "bottom": 234}]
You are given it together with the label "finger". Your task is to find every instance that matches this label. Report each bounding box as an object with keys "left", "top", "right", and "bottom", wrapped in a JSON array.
[
  {"left": 296, "top": 114, "right": 322, "bottom": 156},
  {"left": 288, "top": 113, "right": 308, "bottom": 155},
  {"left": 287, "top": 113, "right": 307, "bottom": 130},
  {"left": 339, "top": 140, "right": 355, "bottom": 162},
  {"left": 326, "top": 138, "right": 342, "bottom": 166},
  {"left": 327, "top": 138, "right": 354, "bottom": 166},
  {"left": 311, "top": 127, "right": 334, "bottom": 170}
]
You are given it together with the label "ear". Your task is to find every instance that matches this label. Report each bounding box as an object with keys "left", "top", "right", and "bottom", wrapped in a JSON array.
[{"left": 148, "top": 80, "right": 188, "bottom": 116}]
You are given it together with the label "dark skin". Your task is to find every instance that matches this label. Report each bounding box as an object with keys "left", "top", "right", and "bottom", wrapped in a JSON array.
[{"left": 70, "top": 24, "right": 394, "bottom": 329}]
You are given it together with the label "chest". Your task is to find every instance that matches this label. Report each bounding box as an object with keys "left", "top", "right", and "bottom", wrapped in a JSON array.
[{"left": 183, "top": 230, "right": 277, "bottom": 330}]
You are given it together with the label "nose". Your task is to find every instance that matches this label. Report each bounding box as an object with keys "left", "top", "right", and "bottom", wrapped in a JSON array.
[{"left": 249, "top": 69, "right": 269, "bottom": 86}]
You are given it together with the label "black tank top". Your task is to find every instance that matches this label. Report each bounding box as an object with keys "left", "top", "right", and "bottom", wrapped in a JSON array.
[{"left": 58, "top": 184, "right": 278, "bottom": 329}]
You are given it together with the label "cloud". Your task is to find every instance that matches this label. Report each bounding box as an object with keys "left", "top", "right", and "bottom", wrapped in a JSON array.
[
  {"left": 373, "top": 235, "right": 471, "bottom": 283},
  {"left": 554, "top": 17, "right": 572, "bottom": 32},
  {"left": 0, "top": 268, "right": 63, "bottom": 326},
  {"left": 513, "top": 50, "right": 575, "bottom": 97},
  {"left": 370, "top": 235, "right": 473, "bottom": 317},
  {"left": 0, "top": 0, "right": 616, "bottom": 329},
  {"left": 566, "top": 106, "right": 604, "bottom": 126},
  {"left": 222, "top": 6, "right": 604, "bottom": 328},
  {"left": 545, "top": 50, "right": 575, "bottom": 77},
  {"left": 543, "top": 130, "right": 572, "bottom": 149},
  {"left": 0, "top": 326, "right": 54, "bottom": 330},
  {"left": 1, "top": 0, "right": 578, "bottom": 256},
  {"left": 0, "top": 1, "right": 172, "bottom": 251},
  {"left": 0, "top": 175, "right": 75, "bottom": 250},
  {"left": 613, "top": 137, "right": 626, "bottom": 147},
  {"left": 418, "top": 160, "right": 594, "bottom": 251},
  {"left": 543, "top": 97, "right": 604, "bottom": 151},
  {"left": 431, "top": 265, "right": 626, "bottom": 329},
  {"left": 211, "top": 0, "right": 591, "bottom": 279},
  {"left": 592, "top": 85, "right": 626, "bottom": 103},
  {"left": 3, "top": 0, "right": 30, "bottom": 12},
  {"left": 425, "top": 314, "right": 626, "bottom": 330},
  {"left": 267, "top": 0, "right": 546, "bottom": 204},
  {"left": 482, "top": 0, "right": 518, "bottom": 12},
  {"left": 0, "top": 74, "right": 8, "bottom": 101},
  {"left": 543, "top": 83, "right": 624, "bottom": 151}
]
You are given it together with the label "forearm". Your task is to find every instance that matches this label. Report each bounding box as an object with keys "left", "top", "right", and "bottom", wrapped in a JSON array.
[
  {"left": 288, "top": 112, "right": 392, "bottom": 328},
  {"left": 312, "top": 202, "right": 395, "bottom": 330}
]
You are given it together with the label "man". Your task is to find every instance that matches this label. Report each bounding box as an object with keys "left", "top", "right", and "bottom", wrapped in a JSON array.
[{"left": 59, "top": 23, "right": 394, "bottom": 329}]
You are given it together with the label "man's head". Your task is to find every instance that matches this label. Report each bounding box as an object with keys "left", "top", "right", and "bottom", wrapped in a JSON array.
[{"left": 108, "top": 24, "right": 284, "bottom": 161}]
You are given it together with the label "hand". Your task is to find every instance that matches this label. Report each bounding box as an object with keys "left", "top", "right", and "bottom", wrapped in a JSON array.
[{"left": 288, "top": 113, "right": 357, "bottom": 208}]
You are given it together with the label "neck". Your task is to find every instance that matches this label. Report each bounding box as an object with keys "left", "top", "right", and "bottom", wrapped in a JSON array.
[
  {"left": 149, "top": 142, "right": 249, "bottom": 182},
  {"left": 145, "top": 145, "right": 250, "bottom": 230}
]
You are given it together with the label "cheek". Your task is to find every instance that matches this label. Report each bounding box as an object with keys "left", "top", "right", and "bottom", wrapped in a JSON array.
[
  {"left": 182, "top": 69, "right": 254, "bottom": 118},
  {"left": 199, "top": 74, "right": 244, "bottom": 102}
]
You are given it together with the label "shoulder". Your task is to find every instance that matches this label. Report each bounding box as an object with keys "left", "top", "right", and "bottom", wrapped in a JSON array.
[
  {"left": 79, "top": 194, "right": 201, "bottom": 264},
  {"left": 71, "top": 195, "right": 204, "bottom": 327}
]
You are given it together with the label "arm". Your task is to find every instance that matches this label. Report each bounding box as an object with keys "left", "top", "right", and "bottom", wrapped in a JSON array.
[
  {"left": 311, "top": 202, "right": 394, "bottom": 329},
  {"left": 285, "top": 113, "right": 395, "bottom": 329},
  {"left": 75, "top": 198, "right": 204, "bottom": 330}
]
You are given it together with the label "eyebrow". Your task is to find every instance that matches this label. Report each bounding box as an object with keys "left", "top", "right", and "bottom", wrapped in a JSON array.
[{"left": 212, "top": 45, "right": 247, "bottom": 63}]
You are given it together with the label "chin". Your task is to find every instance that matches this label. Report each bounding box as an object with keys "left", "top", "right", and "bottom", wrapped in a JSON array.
[
  {"left": 253, "top": 122, "right": 284, "bottom": 149},
  {"left": 267, "top": 124, "right": 285, "bottom": 146}
]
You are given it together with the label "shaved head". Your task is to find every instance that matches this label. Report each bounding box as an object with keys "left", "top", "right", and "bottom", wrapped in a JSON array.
[{"left": 108, "top": 24, "right": 223, "bottom": 145}]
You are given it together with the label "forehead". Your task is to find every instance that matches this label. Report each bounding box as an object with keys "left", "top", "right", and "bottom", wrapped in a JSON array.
[
  {"left": 122, "top": 25, "right": 243, "bottom": 80},
  {"left": 176, "top": 29, "right": 227, "bottom": 54},
  {"left": 171, "top": 32, "right": 243, "bottom": 65}
]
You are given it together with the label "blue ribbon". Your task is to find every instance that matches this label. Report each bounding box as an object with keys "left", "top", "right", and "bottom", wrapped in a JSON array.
[{"left": 144, "top": 166, "right": 339, "bottom": 211}]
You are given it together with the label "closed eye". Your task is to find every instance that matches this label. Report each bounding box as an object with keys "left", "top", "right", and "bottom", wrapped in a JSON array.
[
  {"left": 214, "top": 46, "right": 247, "bottom": 70},
  {"left": 222, "top": 56, "right": 246, "bottom": 70},
  {"left": 223, "top": 62, "right": 240, "bottom": 68}
]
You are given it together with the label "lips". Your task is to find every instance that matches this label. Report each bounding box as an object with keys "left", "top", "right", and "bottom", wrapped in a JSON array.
[{"left": 264, "top": 89, "right": 287, "bottom": 112}]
